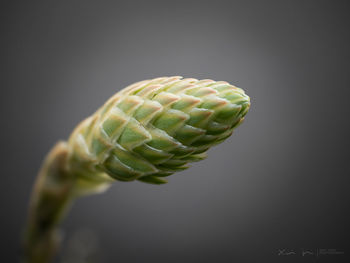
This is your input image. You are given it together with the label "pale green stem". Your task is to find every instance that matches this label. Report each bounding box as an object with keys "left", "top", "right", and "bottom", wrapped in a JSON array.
[{"left": 23, "top": 142, "right": 75, "bottom": 263}]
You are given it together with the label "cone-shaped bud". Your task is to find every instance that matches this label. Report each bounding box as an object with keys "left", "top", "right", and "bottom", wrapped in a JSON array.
[{"left": 68, "top": 76, "right": 250, "bottom": 184}]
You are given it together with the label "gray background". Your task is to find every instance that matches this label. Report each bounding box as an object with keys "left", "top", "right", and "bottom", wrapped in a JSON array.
[{"left": 1, "top": 0, "right": 349, "bottom": 262}]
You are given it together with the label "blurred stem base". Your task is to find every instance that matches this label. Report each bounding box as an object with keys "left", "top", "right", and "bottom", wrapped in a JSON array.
[
  {"left": 23, "top": 142, "right": 113, "bottom": 263},
  {"left": 23, "top": 142, "right": 76, "bottom": 263}
]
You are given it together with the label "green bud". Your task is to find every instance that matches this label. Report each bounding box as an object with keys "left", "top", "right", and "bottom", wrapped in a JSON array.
[{"left": 67, "top": 76, "right": 250, "bottom": 184}]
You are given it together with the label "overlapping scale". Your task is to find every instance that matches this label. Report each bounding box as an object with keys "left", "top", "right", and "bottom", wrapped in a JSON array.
[{"left": 68, "top": 76, "right": 250, "bottom": 184}]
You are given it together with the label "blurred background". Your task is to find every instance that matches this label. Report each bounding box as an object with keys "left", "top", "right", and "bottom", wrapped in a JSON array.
[{"left": 1, "top": 0, "right": 349, "bottom": 262}]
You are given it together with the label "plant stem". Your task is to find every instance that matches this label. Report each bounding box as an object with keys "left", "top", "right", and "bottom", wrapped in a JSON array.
[{"left": 23, "top": 142, "right": 75, "bottom": 263}]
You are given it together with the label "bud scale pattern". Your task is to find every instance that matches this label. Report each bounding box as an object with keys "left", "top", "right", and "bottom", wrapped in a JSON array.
[{"left": 68, "top": 76, "right": 250, "bottom": 184}]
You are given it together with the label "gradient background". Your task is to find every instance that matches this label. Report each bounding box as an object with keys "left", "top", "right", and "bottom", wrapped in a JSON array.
[{"left": 1, "top": 0, "right": 349, "bottom": 262}]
